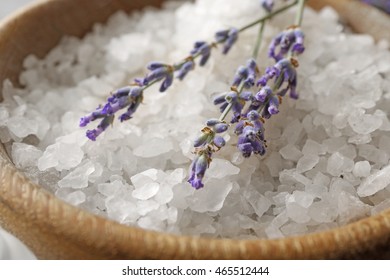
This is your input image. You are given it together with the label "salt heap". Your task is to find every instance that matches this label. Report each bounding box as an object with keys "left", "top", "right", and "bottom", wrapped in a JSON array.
[{"left": 1, "top": 0, "right": 390, "bottom": 239}]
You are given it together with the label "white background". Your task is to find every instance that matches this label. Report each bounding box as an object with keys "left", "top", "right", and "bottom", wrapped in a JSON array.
[{"left": 0, "top": 0, "right": 37, "bottom": 260}]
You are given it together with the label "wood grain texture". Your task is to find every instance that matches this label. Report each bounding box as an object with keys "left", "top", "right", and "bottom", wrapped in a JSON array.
[{"left": 0, "top": 0, "right": 389, "bottom": 259}]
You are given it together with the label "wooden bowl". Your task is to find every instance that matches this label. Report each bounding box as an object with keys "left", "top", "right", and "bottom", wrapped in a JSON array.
[{"left": 0, "top": 0, "right": 390, "bottom": 259}]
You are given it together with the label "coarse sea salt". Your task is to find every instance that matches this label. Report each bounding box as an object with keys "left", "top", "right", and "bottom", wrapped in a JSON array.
[{"left": 1, "top": 0, "right": 390, "bottom": 239}]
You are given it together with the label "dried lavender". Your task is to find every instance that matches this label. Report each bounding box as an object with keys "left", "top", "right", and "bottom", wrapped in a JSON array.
[
  {"left": 187, "top": 0, "right": 306, "bottom": 189},
  {"left": 80, "top": 1, "right": 299, "bottom": 141}
]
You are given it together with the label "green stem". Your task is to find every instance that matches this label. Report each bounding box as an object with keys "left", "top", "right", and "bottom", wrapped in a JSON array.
[
  {"left": 219, "top": 84, "right": 245, "bottom": 122},
  {"left": 252, "top": 20, "right": 266, "bottom": 59},
  {"left": 239, "top": 0, "right": 298, "bottom": 32},
  {"left": 295, "top": 0, "right": 306, "bottom": 26}
]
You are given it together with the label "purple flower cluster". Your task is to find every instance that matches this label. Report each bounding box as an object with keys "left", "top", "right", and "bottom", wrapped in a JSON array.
[
  {"left": 269, "top": 25, "right": 305, "bottom": 62},
  {"left": 188, "top": 24, "right": 306, "bottom": 189},
  {"left": 188, "top": 120, "right": 228, "bottom": 189},
  {"left": 80, "top": 23, "right": 241, "bottom": 140},
  {"left": 80, "top": 86, "right": 143, "bottom": 141}
]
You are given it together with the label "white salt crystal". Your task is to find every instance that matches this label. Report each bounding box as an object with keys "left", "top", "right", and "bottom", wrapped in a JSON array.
[
  {"left": 136, "top": 200, "right": 160, "bottom": 216},
  {"left": 130, "top": 169, "right": 159, "bottom": 188},
  {"left": 326, "top": 152, "right": 354, "bottom": 176},
  {"left": 7, "top": 116, "right": 39, "bottom": 139},
  {"left": 58, "top": 160, "right": 95, "bottom": 188},
  {"left": 303, "top": 139, "right": 326, "bottom": 156},
  {"left": 348, "top": 110, "right": 383, "bottom": 135},
  {"left": 38, "top": 142, "right": 84, "bottom": 171},
  {"left": 243, "top": 188, "right": 271, "bottom": 218},
  {"left": 371, "top": 199, "right": 390, "bottom": 215},
  {"left": 358, "top": 144, "right": 389, "bottom": 165},
  {"left": 308, "top": 201, "right": 337, "bottom": 223},
  {"left": 207, "top": 158, "right": 240, "bottom": 179},
  {"left": 132, "top": 182, "right": 160, "bottom": 200},
  {"left": 296, "top": 155, "right": 319, "bottom": 173},
  {"left": 282, "top": 119, "right": 303, "bottom": 144},
  {"left": 63, "top": 191, "right": 86, "bottom": 205},
  {"left": 11, "top": 143, "right": 42, "bottom": 169},
  {"left": 279, "top": 144, "right": 302, "bottom": 161},
  {"left": 188, "top": 181, "right": 233, "bottom": 213},
  {"left": 357, "top": 164, "right": 390, "bottom": 197},
  {"left": 353, "top": 161, "right": 371, "bottom": 178},
  {"left": 133, "top": 138, "right": 173, "bottom": 158},
  {"left": 264, "top": 152, "right": 283, "bottom": 177},
  {"left": 98, "top": 180, "right": 124, "bottom": 197}
]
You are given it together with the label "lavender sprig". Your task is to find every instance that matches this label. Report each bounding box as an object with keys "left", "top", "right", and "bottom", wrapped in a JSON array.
[
  {"left": 80, "top": 2, "right": 300, "bottom": 141},
  {"left": 187, "top": 0, "right": 307, "bottom": 189}
]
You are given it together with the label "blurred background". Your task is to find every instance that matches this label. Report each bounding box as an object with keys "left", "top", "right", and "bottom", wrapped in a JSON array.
[{"left": 0, "top": 0, "right": 37, "bottom": 260}]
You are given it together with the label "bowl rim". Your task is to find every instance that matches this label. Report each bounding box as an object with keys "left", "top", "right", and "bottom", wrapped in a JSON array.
[{"left": 0, "top": 0, "right": 390, "bottom": 259}]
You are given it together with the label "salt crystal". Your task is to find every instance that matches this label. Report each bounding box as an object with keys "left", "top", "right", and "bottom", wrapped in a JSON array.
[
  {"left": 296, "top": 155, "right": 319, "bottom": 173},
  {"left": 353, "top": 161, "right": 371, "bottom": 178},
  {"left": 188, "top": 181, "right": 233, "bottom": 213},
  {"left": 132, "top": 182, "right": 160, "bottom": 200},
  {"left": 243, "top": 188, "right": 271, "bottom": 218},
  {"left": 130, "top": 169, "right": 159, "bottom": 188},
  {"left": 357, "top": 164, "right": 390, "bottom": 197},
  {"left": 326, "top": 152, "right": 354, "bottom": 176},
  {"left": 348, "top": 110, "right": 383, "bottom": 135},
  {"left": 11, "top": 143, "right": 42, "bottom": 169},
  {"left": 63, "top": 191, "right": 86, "bottom": 205},
  {"left": 207, "top": 158, "right": 240, "bottom": 179},
  {"left": 302, "top": 139, "right": 326, "bottom": 156},
  {"left": 279, "top": 144, "right": 302, "bottom": 161},
  {"left": 358, "top": 144, "right": 389, "bottom": 165},
  {"left": 58, "top": 160, "right": 95, "bottom": 188},
  {"left": 133, "top": 138, "right": 173, "bottom": 158}
]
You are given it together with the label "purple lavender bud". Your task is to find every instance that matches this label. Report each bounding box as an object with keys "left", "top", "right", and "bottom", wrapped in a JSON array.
[
  {"left": 206, "top": 119, "right": 221, "bottom": 126},
  {"left": 255, "top": 85, "right": 273, "bottom": 102},
  {"left": 214, "top": 123, "right": 229, "bottom": 133},
  {"left": 261, "top": 0, "right": 274, "bottom": 12},
  {"left": 213, "top": 136, "right": 226, "bottom": 147},
  {"left": 292, "top": 29, "right": 305, "bottom": 54},
  {"left": 144, "top": 67, "right": 170, "bottom": 84},
  {"left": 232, "top": 66, "right": 248, "bottom": 87},
  {"left": 240, "top": 91, "right": 252, "bottom": 101},
  {"left": 252, "top": 140, "right": 266, "bottom": 155},
  {"left": 191, "top": 41, "right": 212, "bottom": 66},
  {"left": 86, "top": 115, "right": 114, "bottom": 141},
  {"left": 215, "top": 30, "right": 230, "bottom": 43},
  {"left": 130, "top": 86, "right": 143, "bottom": 97},
  {"left": 160, "top": 73, "right": 174, "bottom": 92},
  {"left": 238, "top": 142, "right": 253, "bottom": 158},
  {"left": 111, "top": 86, "right": 131, "bottom": 99},
  {"left": 147, "top": 61, "right": 167, "bottom": 70},
  {"left": 268, "top": 33, "right": 283, "bottom": 61},
  {"left": 234, "top": 120, "right": 245, "bottom": 135},
  {"left": 222, "top": 28, "right": 239, "bottom": 54},
  {"left": 247, "top": 110, "right": 260, "bottom": 121},
  {"left": 225, "top": 91, "right": 238, "bottom": 103},
  {"left": 188, "top": 153, "right": 209, "bottom": 189},
  {"left": 176, "top": 60, "right": 195, "bottom": 80},
  {"left": 194, "top": 133, "right": 209, "bottom": 148},
  {"left": 134, "top": 78, "right": 147, "bottom": 87},
  {"left": 243, "top": 59, "right": 258, "bottom": 88},
  {"left": 213, "top": 92, "right": 227, "bottom": 105},
  {"left": 268, "top": 95, "right": 280, "bottom": 115},
  {"left": 289, "top": 84, "right": 298, "bottom": 99}
]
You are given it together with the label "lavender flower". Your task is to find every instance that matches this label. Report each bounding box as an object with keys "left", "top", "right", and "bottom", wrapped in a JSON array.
[
  {"left": 213, "top": 90, "right": 251, "bottom": 121},
  {"left": 235, "top": 110, "right": 266, "bottom": 158},
  {"left": 261, "top": 0, "right": 274, "bottom": 12},
  {"left": 232, "top": 59, "right": 259, "bottom": 88},
  {"left": 188, "top": 148, "right": 212, "bottom": 189},
  {"left": 190, "top": 41, "right": 213, "bottom": 66},
  {"left": 268, "top": 26, "right": 305, "bottom": 62},
  {"left": 80, "top": 86, "right": 143, "bottom": 140},
  {"left": 188, "top": 119, "right": 228, "bottom": 189},
  {"left": 256, "top": 58, "right": 298, "bottom": 100},
  {"left": 175, "top": 60, "right": 195, "bottom": 80},
  {"left": 144, "top": 62, "right": 174, "bottom": 92},
  {"left": 215, "top": 28, "right": 239, "bottom": 54}
]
